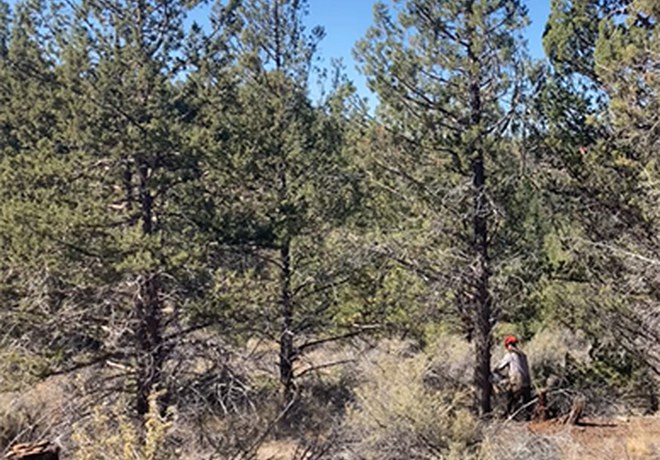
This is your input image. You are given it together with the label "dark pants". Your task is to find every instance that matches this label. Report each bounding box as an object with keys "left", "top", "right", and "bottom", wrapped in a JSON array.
[{"left": 506, "top": 386, "right": 532, "bottom": 420}]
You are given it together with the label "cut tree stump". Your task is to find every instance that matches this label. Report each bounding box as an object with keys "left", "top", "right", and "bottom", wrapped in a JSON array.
[
  {"left": 563, "top": 396, "right": 586, "bottom": 425},
  {"left": 4, "top": 441, "right": 59, "bottom": 460},
  {"left": 532, "top": 388, "right": 549, "bottom": 421}
]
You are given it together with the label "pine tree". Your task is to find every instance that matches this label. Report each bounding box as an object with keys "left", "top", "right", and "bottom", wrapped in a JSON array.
[
  {"left": 540, "top": 0, "right": 660, "bottom": 396},
  {"left": 0, "top": 0, "right": 86, "bottom": 382},
  {"left": 64, "top": 0, "right": 209, "bottom": 415},
  {"left": 0, "top": 0, "right": 206, "bottom": 415},
  {"left": 592, "top": 2, "right": 659, "bottom": 380},
  {"left": 193, "top": 0, "right": 360, "bottom": 405},
  {"left": 355, "top": 0, "right": 529, "bottom": 415}
]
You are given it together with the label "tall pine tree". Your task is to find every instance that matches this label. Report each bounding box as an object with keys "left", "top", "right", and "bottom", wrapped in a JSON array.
[
  {"left": 0, "top": 0, "right": 206, "bottom": 415},
  {"left": 356, "top": 0, "right": 529, "bottom": 415},
  {"left": 541, "top": 0, "right": 659, "bottom": 391},
  {"left": 192, "top": 0, "right": 360, "bottom": 405}
]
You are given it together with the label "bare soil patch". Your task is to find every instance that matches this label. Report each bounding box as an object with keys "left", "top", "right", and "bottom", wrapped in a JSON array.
[{"left": 529, "top": 416, "right": 660, "bottom": 460}]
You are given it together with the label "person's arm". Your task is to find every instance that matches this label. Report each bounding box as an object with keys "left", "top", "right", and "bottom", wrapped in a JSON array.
[{"left": 493, "top": 353, "right": 511, "bottom": 375}]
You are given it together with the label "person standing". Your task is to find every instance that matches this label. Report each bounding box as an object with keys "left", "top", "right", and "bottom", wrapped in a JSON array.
[{"left": 493, "top": 335, "right": 532, "bottom": 419}]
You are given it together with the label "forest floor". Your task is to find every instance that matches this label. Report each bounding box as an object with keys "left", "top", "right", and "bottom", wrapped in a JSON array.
[
  {"left": 255, "top": 416, "right": 660, "bottom": 460},
  {"left": 527, "top": 415, "right": 660, "bottom": 460},
  {"left": 3, "top": 335, "right": 658, "bottom": 460}
]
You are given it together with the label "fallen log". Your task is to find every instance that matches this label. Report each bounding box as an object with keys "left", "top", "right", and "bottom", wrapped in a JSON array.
[{"left": 4, "top": 441, "right": 59, "bottom": 460}]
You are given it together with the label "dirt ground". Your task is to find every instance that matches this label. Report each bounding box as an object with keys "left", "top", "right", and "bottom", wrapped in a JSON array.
[
  {"left": 256, "top": 416, "right": 660, "bottom": 460},
  {"left": 528, "top": 416, "right": 660, "bottom": 460}
]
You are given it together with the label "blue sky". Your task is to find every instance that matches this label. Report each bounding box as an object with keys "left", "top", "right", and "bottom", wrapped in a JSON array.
[
  {"left": 186, "top": 0, "right": 550, "bottom": 102},
  {"left": 303, "top": 0, "right": 550, "bottom": 101},
  {"left": 6, "top": 0, "right": 551, "bottom": 100}
]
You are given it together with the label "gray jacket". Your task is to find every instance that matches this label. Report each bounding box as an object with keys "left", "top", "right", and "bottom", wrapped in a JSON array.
[{"left": 494, "top": 348, "right": 531, "bottom": 391}]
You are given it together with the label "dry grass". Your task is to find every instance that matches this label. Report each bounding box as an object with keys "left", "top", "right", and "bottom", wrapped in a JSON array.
[
  {"left": 565, "top": 417, "right": 660, "bottom": 460},
  {"left": 256, "top": 440, "right": 298, "bottom": 460},
  {"left": 482, "top": 416, "right": 660, "bottom": 460},
  {"left": 480, "top": 422, "right": 565, "bottom": 460},
  {"left": 0, "top": 334, "right": 657, "bottom": 460},
  {"left": 330, "top": 338, "right": 480, "bottom": 460},
  {"left": 0, "top": 375, "right": 74, "bottom": 453},
  {"left": 70, "top": 390, "right": 177, "bottom": 460}
]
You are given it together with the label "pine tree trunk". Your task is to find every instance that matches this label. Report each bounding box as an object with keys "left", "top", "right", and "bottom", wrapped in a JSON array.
[
  {"left": 472, "top": 150, "right": 493, "bottom": 416},
  {"left": 135, "top": 273, "right": 164, "bottom": 415},
  {"left": 467, "top": 0, "right": 493, "bottom": 415},
  {"left": 135, "top": 160, "right": 164, "bottom": 416},
  {"left": 279, "top": 241, "right": 295, "bottom": 404}
]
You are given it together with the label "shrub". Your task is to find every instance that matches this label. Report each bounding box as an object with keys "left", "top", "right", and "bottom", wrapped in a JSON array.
[
  {"left": 0, "top": 377, "right": 69, "bottom": 451},
  {"left": 479, "top": 424, "right": 564, "bottom": 460},
  {"left": 524, "top": 328, "right": 658, "bottom": 417},
  {"left": 70, "top": 390, "right": 176, "bottom": 460},
  {"left": 332, "top": 339, "right": 480, "bottom": 460}
]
